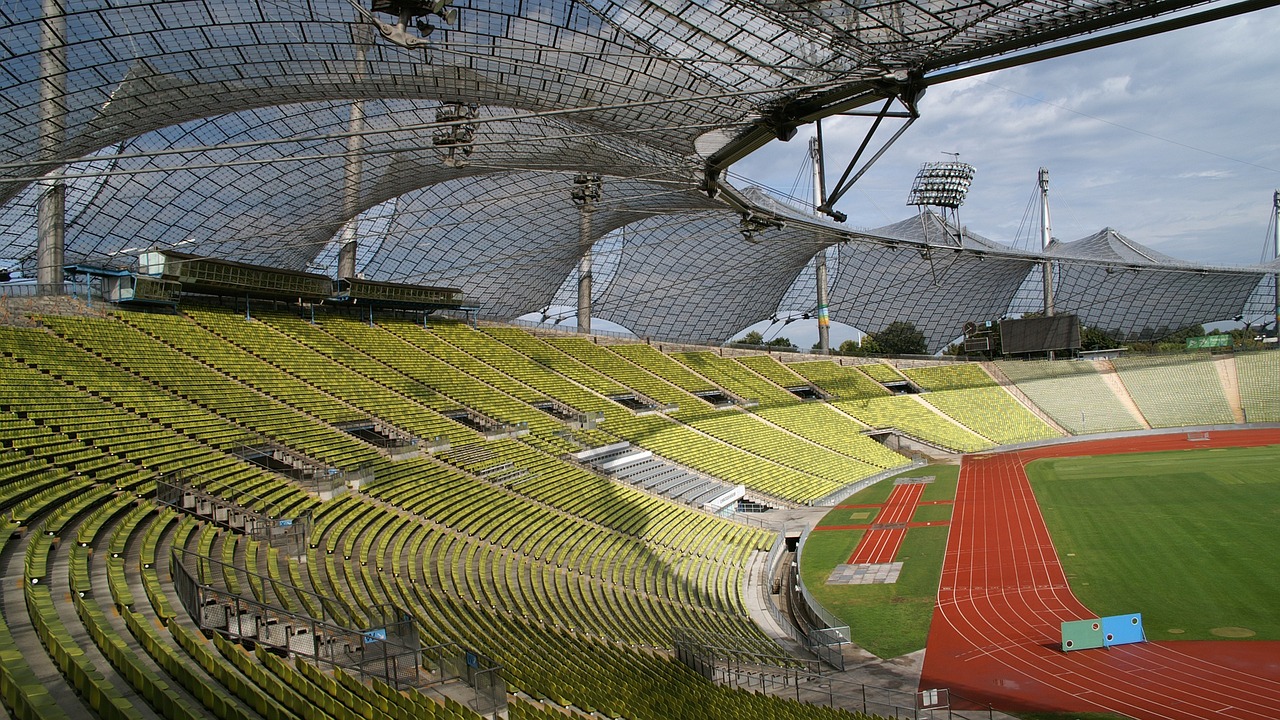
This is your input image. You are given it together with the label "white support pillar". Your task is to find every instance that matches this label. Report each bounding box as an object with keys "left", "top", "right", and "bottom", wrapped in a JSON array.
[
  {"left": 577, "top": 208, "right": 592, "bottom": 335},
  {"left": 36, "top": 0, "right": 66, "bottom": 291},
  {"left": 36, "top": 180, "right": 64, "bottom": 290}
]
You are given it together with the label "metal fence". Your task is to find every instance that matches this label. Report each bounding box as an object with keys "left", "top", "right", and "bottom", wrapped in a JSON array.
[
  {"left": 673, "top": 627, "right": 962, "bottom": 718},
  {"left": 793, "top": 525, "right": 853, "bottom": 637},
  {"left": 156, "top": 474, "right": 311, "bottom": 555},
  {"left": 810, "top": 459, "right": 927, "bottom": 507},
  {"left": 756, "top": 533, "right": 848, "bottom": 670},
  {"left": 171, "top": 547, "right": 422, "bottom": 689},
  {"left": 170, "top": 543, "right": 507, "bottom": 712},
  {"left": 0, "top": 281, "right": 97, "bottom": 299},
  {"left": 431, "top": 644, "right": 507, "bottom": 716}
]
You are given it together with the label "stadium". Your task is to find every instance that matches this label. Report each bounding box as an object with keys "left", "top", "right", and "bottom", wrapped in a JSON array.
[{"left": 2, "top": 1, "right": 1280, "bottom": 719}]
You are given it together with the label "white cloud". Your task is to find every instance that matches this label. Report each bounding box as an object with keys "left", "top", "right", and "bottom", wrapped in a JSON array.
[{"left": 1176, "top": 170, "right": 1233, "bottom": 180}]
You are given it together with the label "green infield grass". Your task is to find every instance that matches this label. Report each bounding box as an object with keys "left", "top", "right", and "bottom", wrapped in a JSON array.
[
  {"left": 800, "top": 464, "right": 957, "bottom": 658},
  {"left": 1027, "top": 445, "right": 1280, "bottom": 642}
]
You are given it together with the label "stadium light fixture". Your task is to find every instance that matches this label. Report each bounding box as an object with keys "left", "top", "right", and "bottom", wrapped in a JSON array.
[
  {"left": 432, "top": 103, "right": 479, "bottom": 167},
  {"left": 907, "top": 161, "right": 976, "bottom": 209},
  {"left": 369, "top": 0, "right": 458, "bottom": 49},
  {"left": 570, "top": 173, "right": 603, "bottom": 206},
  {"left": 738, "top": 212, "right": 784, "bottom": 242}
]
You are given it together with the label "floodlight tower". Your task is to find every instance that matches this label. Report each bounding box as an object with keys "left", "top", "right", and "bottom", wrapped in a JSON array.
[
  {"left": 1040, "top": 168, "right": 1055, "bottom": 317},
  {"left": 906, "top": 158, "right": 975, "bottom": 246},
  {"left": 809, "top": 135, "right": 831, "bottom": 354}
]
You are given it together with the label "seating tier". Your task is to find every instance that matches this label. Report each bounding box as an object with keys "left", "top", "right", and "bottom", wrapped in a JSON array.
[
  {"left": 996, "top": 359, "right": 1144, "bottom": 434},
  {"left": 1112, "top": 353, "right": 1234, "bottom": 427},
  {"left": 787, "top": 361, "right": 891, "bottom": 401},
  {"left": 1234, "top": 351, "right": 1280, "bottom": 423},
  {"left": 834, "top": 396, "right": 992, "bottom": 453}
]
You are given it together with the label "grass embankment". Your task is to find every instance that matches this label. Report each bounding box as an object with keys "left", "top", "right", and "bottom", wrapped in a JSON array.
[{"left": 799, "top": 465, "right": 957, "bottom": 658}]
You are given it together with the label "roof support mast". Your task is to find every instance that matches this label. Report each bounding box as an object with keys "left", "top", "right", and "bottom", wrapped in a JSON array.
[
  {"left": 36, "top": 0, "right": 66, "bottom": 291},
  {"left": 577, "top": 211, "right": 592, "bottom": 335},
  {"left": 338, "top": 27, "right": 373, "bottom": 281},
  {"left": 1040, "top": 168, "right": 1055, "bottom": 360},
  {"left": 811, "top": 130, "right": 831, "bottom": 354}
]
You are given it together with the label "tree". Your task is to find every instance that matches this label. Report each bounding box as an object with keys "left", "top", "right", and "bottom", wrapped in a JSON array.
[
  {"left": 837, "top": 336, "right": 878, "bottom": 356},
  {"left": 734, "top": 330, "right": 794, "bottom": 349},
  {"left": 1168, "top": 324, "right": 1206, "bottom": 342},
  {"left": 1229, "top": 327, "right": 1264, "bottom": 351},
  {"left": 1079, "top": 325, "right": 1116, "bottom": 351},
  {"left": 837, "top": 338, "right": 863, "bottom": 356},
  {"left": 871, "top": 321, "right": 927, "bottom": 355}
]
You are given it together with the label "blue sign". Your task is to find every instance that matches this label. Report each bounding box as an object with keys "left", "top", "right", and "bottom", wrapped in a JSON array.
[
  {"left": 1101, "top": 613, "right": 1145, "bottom": 647},
  {"left": 363, "top": 628, "right": 386, "bottom": 644}
]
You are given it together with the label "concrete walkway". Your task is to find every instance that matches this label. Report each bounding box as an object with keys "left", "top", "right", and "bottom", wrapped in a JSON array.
[
  {"left": 1, "top": 526, "right": 93, "bottom": 718},
  {"left": 737, "top": 503, "right": 1021, "bottom": 719}
]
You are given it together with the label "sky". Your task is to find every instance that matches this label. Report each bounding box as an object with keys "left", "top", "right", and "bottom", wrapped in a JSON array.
[{"left": 732, "top": 5, "right": 1280, "bottom": 269}]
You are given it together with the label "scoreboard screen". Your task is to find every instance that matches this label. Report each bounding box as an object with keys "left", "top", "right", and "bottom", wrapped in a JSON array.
[{"left": 1001, "top": 314, "right": 1081, "bottom": 354}]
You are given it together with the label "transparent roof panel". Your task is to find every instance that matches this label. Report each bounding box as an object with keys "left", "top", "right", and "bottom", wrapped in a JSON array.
[
  {"left": 595, "top": 211, "right": 823, "bottom": 341},
  {"left": 827, "top": 240, "right": 1036, "bottom": 352},
  {"left": 0, "top": 99, "right": 703, "bottom": 270},
  {"left": 361, "top": 173, "right": 716, "bottom": 318},
  {"left": 3, "top": 0, "right": 1225, "bottom": 203},
  {"left": 1052, "top": 262, "right": 1265, "bottom": 341}
]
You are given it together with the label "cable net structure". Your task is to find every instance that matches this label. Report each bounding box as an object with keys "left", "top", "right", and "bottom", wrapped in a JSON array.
[{"left": 2, "top": 0, "right": 1275, "bottom": 349}]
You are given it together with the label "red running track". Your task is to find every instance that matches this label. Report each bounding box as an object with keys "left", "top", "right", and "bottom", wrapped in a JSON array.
[
  {"left": 920, "top": 429, "right": 1280, "bottom": 719},
  {"left": 847, "top": 482, "right": 926, "bottom": 564}
]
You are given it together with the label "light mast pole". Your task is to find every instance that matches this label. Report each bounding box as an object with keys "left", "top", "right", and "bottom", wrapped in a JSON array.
[
  {"left": 1273, "top": 190, "right": 1279, "bottom": 338},
  {"left": 811, "top": 132, "right": 831, "bottom": 354},
  {"left": 577, "top": 208, "right": 592, "bottom": 335},
  {"left": 1040, "top": 167, "right": 1054, "bottom": 317}
]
